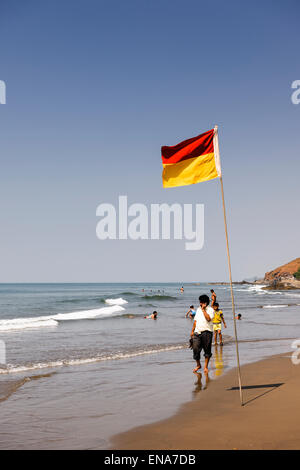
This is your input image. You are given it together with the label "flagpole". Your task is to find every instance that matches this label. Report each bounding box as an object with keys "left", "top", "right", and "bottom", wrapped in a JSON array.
[
  {"left": 213, "top": 125, "right": 243, "bottom": 405},
  {"left": 219, "top": 174, "right": 243, "bottom": 406}
]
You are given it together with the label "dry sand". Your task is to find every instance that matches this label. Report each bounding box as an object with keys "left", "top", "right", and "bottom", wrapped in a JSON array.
[{"left": 111, "top": 353, "right": 300, "bottom": 450}]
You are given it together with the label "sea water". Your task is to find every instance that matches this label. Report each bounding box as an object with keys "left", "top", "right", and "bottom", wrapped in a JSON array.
[{"left": 0, "top": 282, "right": 299, "bottom": 449}]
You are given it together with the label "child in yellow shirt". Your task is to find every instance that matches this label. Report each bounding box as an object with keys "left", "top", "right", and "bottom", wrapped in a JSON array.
[{"left": 213, "top": 303, "right": 227, "bottom": 346}]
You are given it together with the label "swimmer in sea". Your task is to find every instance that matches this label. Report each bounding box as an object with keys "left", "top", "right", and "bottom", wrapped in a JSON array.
[
  {"left": 185, "top": 305, "right": 196, "bottom": 319},
  {"left": 144, "top": 311, "right": 158, "bottom": 319}
]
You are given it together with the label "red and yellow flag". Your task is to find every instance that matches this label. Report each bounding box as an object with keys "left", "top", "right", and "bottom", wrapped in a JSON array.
[{"left": 161, "top": 126, "right": 221, "bottom": 188}]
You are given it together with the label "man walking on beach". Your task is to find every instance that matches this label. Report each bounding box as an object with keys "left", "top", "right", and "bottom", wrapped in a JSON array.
[{"left": 190, "top": 295, "right": 214, "bottom": 374}]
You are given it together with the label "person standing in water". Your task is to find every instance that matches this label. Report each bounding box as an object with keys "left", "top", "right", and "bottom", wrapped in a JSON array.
[
  {"left": 212, "top": 302, "right": 227, "bottom": 346},
  {"left": 190, "top": 294, "right": 214, "bottom": 374},
  {"left": 210, "top": 289, "right": 217, "bottom": 306}
]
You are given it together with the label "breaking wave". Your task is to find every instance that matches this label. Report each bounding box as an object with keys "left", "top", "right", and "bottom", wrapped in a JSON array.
[
  {"left": 0, "top": 318, "right": 58, "bottom": 332},
  {"left": 0, "top": 305, "right": 125, "bottom": 332},
  {"left": 105, "top": 298, "right": 128, "bottom": 306},
  {"left": 118, "top": 292, "right": 138, "bottom": 296},
  {"left": 0, "top": 343, "right": 189, "bottom": 375},
  {"left": 142, "top": 295, "right": 177, "bottom": 301},
  {"left": 56, "top": 297, "right": 106, "bottom": 304},
  {"left": 262, "top": 304, "right": 289, "bottom": 309}
]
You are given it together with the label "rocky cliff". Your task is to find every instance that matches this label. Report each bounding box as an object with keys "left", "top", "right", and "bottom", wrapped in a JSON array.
[
  {"left": 264, "top": 257, "right": 300, "bottom": 281},
  {"left": 262, "top": 257, "right": 300, "bottom": 290}
]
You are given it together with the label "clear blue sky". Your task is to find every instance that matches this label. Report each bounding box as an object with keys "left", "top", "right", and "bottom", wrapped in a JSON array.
[{"left": 0, "top": 0, "right": 299, "bottom": 282}]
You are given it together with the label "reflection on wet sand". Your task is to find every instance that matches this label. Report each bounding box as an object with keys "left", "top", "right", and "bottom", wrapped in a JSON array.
[
  {"left": 193, "top": 371, "right": 210, "bottom": 395},
  {"left": 214, "top": 345, "right": 224, "bottom": 378},
  {"left": 193, "top": 345, "right": 224, "bottom": 395}
]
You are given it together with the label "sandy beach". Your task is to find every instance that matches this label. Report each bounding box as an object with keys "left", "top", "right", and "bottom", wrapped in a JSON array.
[
  {"left": 112, "top": 352, "right": 300, "bottom": 450},
  {"left": 1, "top": 283, "right": 299, "bottom": 449}
]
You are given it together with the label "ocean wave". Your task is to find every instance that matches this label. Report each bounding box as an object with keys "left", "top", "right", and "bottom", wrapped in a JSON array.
[
  {"left": 56, "top": 297, "right": 106, "bottom": 304},
  {"left": 262, "top": 304, "right": 289, "bottom": 309},
  {"left": 0, "top": 318, "right": 58, "bottom": 332},
  {"left": 105, "top": 298, "right": 128, "bottom": 305},
  {"left": 54, "top": 305, "right": 125, "bottom": 320},
  {"left": 245, "top": 285, "right": 286, "bottom": 296},
  {"left": 0, "top": 305, "right": 125, "bottom": 332},
  {"left": 0, "top": 333, "right": 240, "bottom": 376},
  {"left": 0, "top": 343, "right": 189, "bottom": 375},
  {"left": 138, "top": 303, "right": 156, "bottom": 308},
  {"left": 142, "top": 295, "right": 177, "bottom": 301},
  {"left": 245, "top": 320, "right": 299, "bottom": 326},
  {"left": 246, "top": 285, "right": 267, "bottom": 292},
  {"left": 3, "top": 333, "right": 293, "bottom": 375},
  {"left": 238, "top": 337, "right": 296, "bottom": 344},
  {"left": 118, "top": 292, "right": 138, "bottom": 296},
  {"left": 0, "top": 372, "right": 55, "bottom": 402},
  {"left": 230, "top": 302, "right": 298, "bottom": 311},
  {"left": 123, "top": 313, "right": 146, "bottom": 318}
]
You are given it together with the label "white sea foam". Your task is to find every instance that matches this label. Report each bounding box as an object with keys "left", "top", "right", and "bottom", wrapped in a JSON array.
[
  {"left": 262, "top": 304, "right": 289, "bottom": 309},
  {"left": 0, "top": 318, "right": 58, "bottom": 331},
  {"left": 0, "top": 305, "right": 125, "bottom": 332},
  {"left": 105, "top": 298, "right": 128, "bottom": 305},
  {"left": 247, "top": 284, "right": 266, "bottom": 293},
  {"left": 0, "top": 344, "right": 187, "bottom": 374},
  {"left": 54, "top": 305, "right": 125, "bottom": 320},
  {"left": 246, "top": 285, "right": 284, "bottom": 295}
]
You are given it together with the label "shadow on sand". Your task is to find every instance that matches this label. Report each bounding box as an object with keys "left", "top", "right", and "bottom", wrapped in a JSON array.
[{"left": 227, "top": 382, "right": 284, "bottom": 406}]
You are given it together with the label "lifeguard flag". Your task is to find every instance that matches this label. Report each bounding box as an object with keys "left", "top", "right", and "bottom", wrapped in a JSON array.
[{"left": 161, "top": 126, "right": 222, "bottom": 188}]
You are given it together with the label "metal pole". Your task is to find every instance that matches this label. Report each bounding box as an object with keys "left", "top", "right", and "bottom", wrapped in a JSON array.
[{"left": 219, "top": 175, "right": 243, "bottom": 406}]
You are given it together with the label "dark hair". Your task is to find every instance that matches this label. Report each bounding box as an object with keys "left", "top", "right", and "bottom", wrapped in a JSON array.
[
  {"left": 210, "top": 289, "right": 214, "bottom": 293},
  {"left": 153, "top": 311, "right": 157, "bottom": 314},
  {"left": 190, "top": 305, "right": 194, "bottom": 309},
  {"left": 214, "top": 302, "right": 219, "bottom": 308},
  {"left": 199, "top": 294, "right": 210, "bottom": 305}
]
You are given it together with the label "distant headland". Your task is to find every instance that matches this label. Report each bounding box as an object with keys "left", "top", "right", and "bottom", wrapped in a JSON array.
[
  {"left": 203, "top": 257, "right": 300, "bottom": 290},
  {"left": 255, "top": 257, "right": 300, "bottom": 290}
]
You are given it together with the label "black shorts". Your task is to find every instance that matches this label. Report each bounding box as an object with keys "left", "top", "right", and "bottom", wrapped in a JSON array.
[{"left": 192, "top": 331, "right": 213, "bottom": 360}]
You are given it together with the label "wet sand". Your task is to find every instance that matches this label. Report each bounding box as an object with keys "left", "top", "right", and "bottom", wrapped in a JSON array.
[{"left": 111, "top": 352, "right": 300, "bottom": 450}]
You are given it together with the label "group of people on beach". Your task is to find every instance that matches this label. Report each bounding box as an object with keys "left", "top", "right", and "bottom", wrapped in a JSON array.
[
  {"left": 186, "top": 290, "right": 226, "bottom": 374},
  {"left": 143, "top": 287, "right": 241, "bottom": 374},
  {"left": 186, "top": 290, "right": 226, "bottom": 345},
  {"left": 187, "top": 289, "right": 241, "bottom": 374}
]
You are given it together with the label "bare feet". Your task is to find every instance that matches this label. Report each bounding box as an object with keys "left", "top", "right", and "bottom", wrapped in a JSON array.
[
  {"left": 193, "top": 365, "right": 201, "bottom": 373},
  {"left": 204, "top": 367, "right": 209, "bottom": 373}
]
